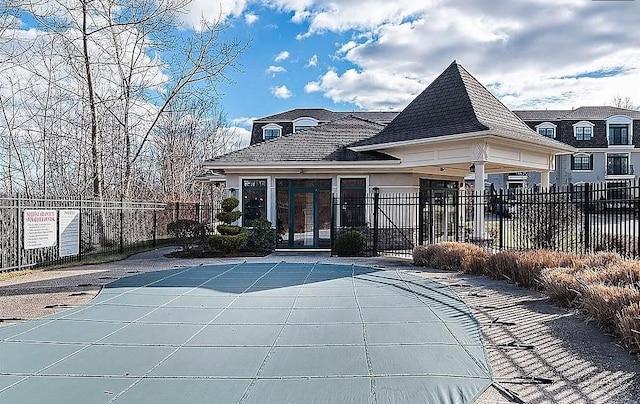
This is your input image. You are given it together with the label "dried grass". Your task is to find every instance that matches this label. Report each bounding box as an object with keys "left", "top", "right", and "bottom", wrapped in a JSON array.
[
  {"left": 540, "top": 266, "right": 583, "bottom": 307},
  {"left": 581, "top": 284, "right": 640, "bottom": 334},
  {"left": 412, "top": 242, "right": 489, "bottom": 272},
  {"left": 617, "top": 302, "right": 640, "bottom": 354}
]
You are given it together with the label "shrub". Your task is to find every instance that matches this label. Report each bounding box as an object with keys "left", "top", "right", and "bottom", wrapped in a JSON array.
[
  {"left": 246, "top": 219, "right": 276, "bottom": 252},
  {"left": 617, "top": 303, "right": 640, "bottom": 354},
  {"left": 209, "top": 197, "right": 247, "bottom": 253},
  {"left": 581, "top": 284, "right": 640, "bottom": 334},
  {"left": 485, "top": 249, "right": 578, "bottom": 289},
  {"left": 540, "top": 266, "right": 583, "bottom": 307},
  {"left": 167, "top": 220, "right": 205, "bottom": 251},
  {"left": 334, "top": 231, "right": 367, "bottom": 256},
  {"left": 209, "top": 230, "right": 248, "bottom": 253},
  {"left": 412, "top": 242, "right": 489, "bottom": 273}
]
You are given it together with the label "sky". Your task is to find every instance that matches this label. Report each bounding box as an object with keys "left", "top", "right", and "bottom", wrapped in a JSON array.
[
  {"left": 198, "top": 0, "right": 640, "bottom": 144},
  {"left": 10, "top": 0, "right": 640, "bottom": 146}
]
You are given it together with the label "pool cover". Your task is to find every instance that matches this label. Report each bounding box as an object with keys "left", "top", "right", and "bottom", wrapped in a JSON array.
[{"left": 0, "top": 262, "right": 492, "bottom": 403}]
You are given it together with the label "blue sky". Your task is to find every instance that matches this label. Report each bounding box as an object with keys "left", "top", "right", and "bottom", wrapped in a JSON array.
[
  {"left": 9, "top": 0, "right": 640, "bottom": 145},
  {"left": 198, "top": 0, "right": 640, "bottom": 143}
]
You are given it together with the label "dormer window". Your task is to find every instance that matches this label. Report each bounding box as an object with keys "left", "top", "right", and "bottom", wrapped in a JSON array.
[
  {"left": 535, "top": 122, "right": 556, "bottom": 138},
  {"left": 293, "top": 117, "right": 318, "bottom": 132},
  {"left": 573, "top": 121, "right": 594, "bottom": 141},
  {"left": 606, "top": 115, "right": 633, "bottom": 146},
  {"left": 263, "top": 123, "right": 282, "bottom": 140}
]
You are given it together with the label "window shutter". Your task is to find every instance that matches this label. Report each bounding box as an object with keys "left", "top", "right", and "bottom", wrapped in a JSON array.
[
  {"left": 571, "top": 156, "right": 575, "bottom": 170},
  {"left": 589, "top": 154, "right": 593, "bottom": 170}
]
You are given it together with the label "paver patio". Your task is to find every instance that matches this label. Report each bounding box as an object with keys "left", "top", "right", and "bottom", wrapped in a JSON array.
[{"left": 0, "top": 262, "right": 492, "bottom": 403}]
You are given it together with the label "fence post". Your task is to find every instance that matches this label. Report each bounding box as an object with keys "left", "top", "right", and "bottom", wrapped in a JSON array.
[
  {"left": 153, "top": 204, "right": 158, "bottom": 248},
  {"left": 584, "top": 183, "right": 591, "bottom": 253},
  {"left": 498, "top": 188, "right": 504, "bottom": 250},
  {"left": 119, "top": 198, "right": 124, "bottom": 254},
  {"left": 418, "top": 192, "right": 424, "bottom": 246},
  {"left": 330, "top": 196, "right": 335, "bottom": 254},
  {"left": 373, "top": 190, "right": 379, "bottom": 256}
]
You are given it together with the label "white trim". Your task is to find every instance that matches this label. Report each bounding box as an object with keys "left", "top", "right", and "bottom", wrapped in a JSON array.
[
  {"left": 606, "top": 115, "right": 633, "bottom": 146},
  {"left": 349, "top": 130, "right": 576, "bottom": 153},
  {"left": 238, "top": 176, "right": 272, "bottom": 227},
  {"left": 262, "top": 123, "right": 282, "bottom": 140},
  {"left": 572, "top": 121, "right": 594, "bottom": 141},
  {"left": 292, "top": 117, "right": 319, "bottom": 132},
  {"left": 535, "top": 122, "right": 557, "bottom": 138}
]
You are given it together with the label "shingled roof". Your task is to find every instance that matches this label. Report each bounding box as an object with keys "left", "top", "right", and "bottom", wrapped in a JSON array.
[
  {"left": 207, "top": 116, "right": 397, "bottom": 164},
  {"left": 351, "top": 61, "right": 572, "bottom": 151},
  {"left": 514, "top": 107, "right": 640, "bottom": 121},
  {"left": 254, "top": 108, "right": 399, "bottom": 125}
]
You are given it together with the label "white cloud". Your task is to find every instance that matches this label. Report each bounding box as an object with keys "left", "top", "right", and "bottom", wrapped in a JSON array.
[
  {"left": 305, "top": 68, "right": 424, "bottom": 110},
  {"left": 244, "top": 13, "right": 259, "bottom": 25},
  {"left": 181, "top": 0, "right": 248, "bottom": 28},
  {"left": 291, "top": 0, "right": 640, "bottom": 110},
  {"left": 266, "top": 65, "right": 287, "bottom": 75},
  {"left": 226, "top": 126, "right": 252, "bottom": 148},
  {"left": 274, "top": 50, "right": 290, "bottom": 62},
  {"left": 305, "top": 54, "right": 318, "bottom": 67},
  {"left": 272, "top": 85, "right": 293, "bottom": 99},
  {"left": 229, "top": 116, "right": 257, "bottom": 129}
]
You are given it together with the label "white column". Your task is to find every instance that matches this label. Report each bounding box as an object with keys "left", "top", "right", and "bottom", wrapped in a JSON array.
[
  {"left": 473, "top": 162, "right": 486, "bottom": 240},
  {"left": 541, "top": 170, "right": 550, "bottom": 189}
]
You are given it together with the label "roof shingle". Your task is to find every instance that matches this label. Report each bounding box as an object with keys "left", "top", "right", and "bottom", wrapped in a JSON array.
[
  {"left": 207, "top": 116, "right": 397, "bottom": 164},
  {"left": 351, "top": 62, "right": 571, "bottom": 151}
]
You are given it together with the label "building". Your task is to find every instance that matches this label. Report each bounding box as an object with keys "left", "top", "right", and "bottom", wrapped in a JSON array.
[{"left": 202, "top": 61, "right": 573, "bottom": 249}]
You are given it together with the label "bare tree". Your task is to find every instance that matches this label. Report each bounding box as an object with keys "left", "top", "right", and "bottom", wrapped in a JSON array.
[
  {"left": 610, "top": 95, "right": 636, "bottom": 110},
  {"left": 0, "top": 1, "right": 247, "bottom": 201}
]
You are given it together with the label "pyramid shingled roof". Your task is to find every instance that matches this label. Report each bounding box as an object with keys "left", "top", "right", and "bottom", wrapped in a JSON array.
[{"left": 351, "top": 62, "right": 572, "bottom": 151}]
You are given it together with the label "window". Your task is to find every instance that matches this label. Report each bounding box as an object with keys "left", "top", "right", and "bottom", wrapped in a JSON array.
[
  {"left": 607, "top": 154, "right": 629, "bottom": 175},
  {"left": 571, "top": 154, "right": 592, "bottom": 171},
  {"left": 293, "top": 117, "right": 318, "bottom": 133},
  {"left": 609, "top": 124, "right": 629, "bottom": 145},
  {"left": 242, "top": 179, "right": 267, "bottom": 226},
  {"left": 538, "top": 128, "right": 555, "bottom": 137},
  {"left": 262, "top": 124, "right": 282, "bottom": 140},
  {"left": 573, "top": 121, "right": 594, "bottom": 141},
  {"left": 340, "top": 178, "right": 366, "bottom": 227},
  {"left": 535, "top": 122, "right": 556, "bottom": 138}
]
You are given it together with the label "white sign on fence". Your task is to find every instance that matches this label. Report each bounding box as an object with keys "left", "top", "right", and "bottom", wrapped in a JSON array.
[
  {"left": 23, "top": 209, "right": 57, "bottom": 249},
  {"left": 59, "top": 209, "right": 80, "bottom": 257}
]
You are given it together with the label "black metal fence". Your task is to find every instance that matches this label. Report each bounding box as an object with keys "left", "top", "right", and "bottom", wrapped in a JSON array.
[
  {"left": 0, "top": 196, "right": 221, "bottom": 272},
  {"left": 332, "top": 181, "right": 640, "bottom": 258}
]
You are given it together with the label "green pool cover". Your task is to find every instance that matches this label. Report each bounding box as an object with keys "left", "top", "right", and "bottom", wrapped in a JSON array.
[{"left": 0, "top": 262, "right": 492, "bottom": 403}]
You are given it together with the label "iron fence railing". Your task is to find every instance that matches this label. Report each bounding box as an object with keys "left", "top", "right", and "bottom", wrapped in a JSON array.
[
  {"left": 0, "top": 197, "right": 222, "bottom": 272},
  {"left": 332, "top": 181, "right": 640, "bottom": 258}
]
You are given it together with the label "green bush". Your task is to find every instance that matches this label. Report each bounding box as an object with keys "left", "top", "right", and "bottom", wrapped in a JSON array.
[
  {"left": 209, "top": 229, "right": 248, "bottom": 253},
  {"left": 216, "top": 210, "right": 242, "bottom": 224},
  {"left": 334, "top": 231, "right": 367, "bottom": 256},
  {"left": 167, "top": 220, "right": 205, "bottom": 251},
  {"left": 209, "top": 196, "right": 247, "bottom": 253},
  {"left": 247, "top": 219, "right": 276, "bottom": 252},
  {"left": 217, "top": 224, "right": 245, "bottom": 236},
  {"left": 221, "top": 196, "right": 240, "bottom": 212}
]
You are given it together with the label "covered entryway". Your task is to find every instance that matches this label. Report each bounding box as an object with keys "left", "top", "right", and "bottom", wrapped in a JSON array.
[{"left": 276, "top": 179, "right": 332, "bottom": 249}]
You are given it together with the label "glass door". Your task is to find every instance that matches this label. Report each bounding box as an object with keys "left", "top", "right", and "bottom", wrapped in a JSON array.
[
  {"left": 292, "top": 190, "right": 315, "bottom": 247},
  {"left": 275, "top": 179, "right": 332, "bottom": 249}
]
